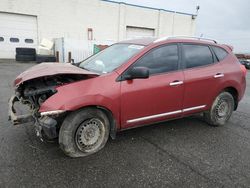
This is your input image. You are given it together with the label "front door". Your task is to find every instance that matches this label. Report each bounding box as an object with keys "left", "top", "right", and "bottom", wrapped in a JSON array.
[{"left": 120, "top": 44, "right": 184, "bottom": 129}]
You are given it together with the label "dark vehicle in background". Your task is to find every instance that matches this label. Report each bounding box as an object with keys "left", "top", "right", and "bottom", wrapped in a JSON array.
[{"left": 240, "top": 60, "right": 250, "bottom": 69}]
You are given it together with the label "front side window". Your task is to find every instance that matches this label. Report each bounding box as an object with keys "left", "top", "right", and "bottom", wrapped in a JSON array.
[
  {"left": 183, "top": 44, "right": 214, "bottom": 69},
  {"left": 131, "top": 44, "right": 179, "bottom": 75},
  {"left": 212, "top": 46, "right": 228, "bottom": 61},
  {"left": 0, "top": 37, "right": 4, "bottom": 42},
  {"left": 79, "top": 44, "right": 144, "bottom": 74}
]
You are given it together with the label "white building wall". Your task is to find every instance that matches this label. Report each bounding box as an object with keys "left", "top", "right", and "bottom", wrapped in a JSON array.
[
  {"left": 0, "top": 0, "right": 196, "bottom": 41},
  {"left": 125, "top": 6, "right": 159, "bottom": 29},
  {"left": 0, "top": 0, "right": 196, "bottom": 59},
  {"left": 158, "top": 11, "right": 175, "bottom": 37}
]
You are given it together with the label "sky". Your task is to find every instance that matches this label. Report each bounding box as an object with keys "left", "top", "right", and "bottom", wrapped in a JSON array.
[{"left": 113, "top": 0, "right": 250, "bottom": 53}]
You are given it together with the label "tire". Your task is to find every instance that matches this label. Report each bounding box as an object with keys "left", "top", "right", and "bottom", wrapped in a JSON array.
[
  {"left": 204, "top": 92, "right": 234, "bottom": 127},
  {"left": 16, "top": 54, "right": 36, "bottom": 62},
  {"left": 16, "top": 48, "right": 36, "bottom": 55},
  {"left": 59, "top": 108, "right": 110, "bottom": 158},
  {"left": 36, "top": 55, "right": 56, "bottom": 63}
]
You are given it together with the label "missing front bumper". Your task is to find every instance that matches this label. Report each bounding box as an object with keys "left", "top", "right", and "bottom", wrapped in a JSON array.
[
  {"left": 38, "top": 116, "right": 58, "bottom": 140},
  {"left": 9, "top": 95, "right": 59, "bottom": 141},
  {"left": 8, "top": 95, "right": 34, "bottom": 125}
]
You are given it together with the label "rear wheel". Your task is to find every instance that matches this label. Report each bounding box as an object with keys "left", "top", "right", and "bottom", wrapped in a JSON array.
[
  {"left": 59, "top": 108, "right": 110, "bottom": 158},
  {"left": 204, "top": 92, "right": 234, "bottom": 126}
]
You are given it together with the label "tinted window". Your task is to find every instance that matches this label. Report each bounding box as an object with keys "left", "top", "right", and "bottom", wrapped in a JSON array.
[
  {"left": 183, "top": 44, "right": 214, "bottom": 68},
  {"left": 212, "top": 46, "right": 228, "bottom": 61},
  {"left": 10, "top": 38, "right": 19, "bottom": 43},
  {"left": 25, "top": 39, "right": 34, "bottom": 43},
  {"left": 133, "top": 45, "right": 179, "bottom": 75},
  {"left": 0, "top": 37, "right": 4, "bottom": 42}
]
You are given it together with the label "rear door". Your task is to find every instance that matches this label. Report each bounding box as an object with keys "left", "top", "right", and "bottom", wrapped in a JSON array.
[
  {"left": 181, "top": 44, "right": 224, "bottom": 115},
  {"left": 120, "top": 44, "right": 184, "bottom": 129}
]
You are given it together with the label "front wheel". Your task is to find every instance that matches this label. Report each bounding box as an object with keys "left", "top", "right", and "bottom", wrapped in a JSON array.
[
  {"left": 204, "top": 92, "right": 234, "bottom": 127},
  {"left": 59, "top": 108, "right": 110, "bottom": 158}
]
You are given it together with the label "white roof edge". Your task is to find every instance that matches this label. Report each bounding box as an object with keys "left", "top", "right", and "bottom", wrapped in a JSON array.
[{"left": 153, "top": 36, "right": 218, "bottom": 44}]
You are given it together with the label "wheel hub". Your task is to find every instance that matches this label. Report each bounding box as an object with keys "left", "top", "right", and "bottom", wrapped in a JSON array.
[
  {"left": 75, "top": 118, "right": 104, "bottom": 152},
  {"left": 81, "top": 124, "right": 100, "bottom": 145},
  {"left": 217, "top": 101, "right": 229, "bottom": 117}
]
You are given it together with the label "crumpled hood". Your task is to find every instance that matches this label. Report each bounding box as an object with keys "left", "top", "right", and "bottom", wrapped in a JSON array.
[{"left": 14, "top": 63, "right": 99, "bottom": 86}]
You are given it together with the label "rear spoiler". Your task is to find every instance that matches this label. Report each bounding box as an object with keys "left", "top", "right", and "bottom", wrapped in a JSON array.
[{"left": 222, "top": 44, "right": 234, "bottom": 51}]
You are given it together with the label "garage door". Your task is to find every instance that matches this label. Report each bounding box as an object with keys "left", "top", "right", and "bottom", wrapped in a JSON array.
[
  {"left": 126, "top": 26, "right": 155, "bottom": 39},
  {"left": 0, "top": 13, "right": 38, "bottom": 59}
]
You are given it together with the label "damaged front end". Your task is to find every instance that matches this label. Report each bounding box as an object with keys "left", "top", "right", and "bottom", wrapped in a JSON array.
[{"left": 9, "top": 72, "right": 95, "bottom": 142}]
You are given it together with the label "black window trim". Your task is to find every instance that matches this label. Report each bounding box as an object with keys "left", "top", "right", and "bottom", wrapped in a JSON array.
[
  {"left": 180, "top": 43, "right": 217, "bottom": 70},
  {"left": 117, "top": 43, "right": 182, "bottom": 82}
]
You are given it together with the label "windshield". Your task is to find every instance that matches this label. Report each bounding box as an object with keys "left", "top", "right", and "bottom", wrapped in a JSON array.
[{"left": 79, "top": 44, "right": 144, "bottom": 74}]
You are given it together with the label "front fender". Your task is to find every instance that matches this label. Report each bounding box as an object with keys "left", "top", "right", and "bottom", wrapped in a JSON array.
[
  {"left": 39, "top": 73, "right": 121, "bottom": 129},
  {"left": 40, "top": 92, "right": 120, "bottom": 128}
]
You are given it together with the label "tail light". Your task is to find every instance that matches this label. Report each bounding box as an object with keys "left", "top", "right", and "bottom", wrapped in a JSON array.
[{"left": 240, "top": 64, "right": 247, "bottom": 77}]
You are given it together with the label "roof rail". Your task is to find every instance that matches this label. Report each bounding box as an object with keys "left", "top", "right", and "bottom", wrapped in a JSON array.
[{"left": 154, "top": 36, "right": 218, "bottom": 44}]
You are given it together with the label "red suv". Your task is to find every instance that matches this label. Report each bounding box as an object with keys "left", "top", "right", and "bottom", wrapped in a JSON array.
[{"left": 9, "top": 37, "right": 246, "bottom": 157}]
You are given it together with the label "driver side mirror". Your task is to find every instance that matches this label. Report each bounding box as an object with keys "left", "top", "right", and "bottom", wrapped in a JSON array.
[{"left": 124, "top": 67, "right": 150, "bottom": 80}]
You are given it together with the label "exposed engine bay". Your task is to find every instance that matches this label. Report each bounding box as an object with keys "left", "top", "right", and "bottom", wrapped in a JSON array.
[
  {"left": 9, "top": 74, "right": 92, "bottom": 141},
  {"left": 17, "top": 74, "right": 85, "bottom": 109}
]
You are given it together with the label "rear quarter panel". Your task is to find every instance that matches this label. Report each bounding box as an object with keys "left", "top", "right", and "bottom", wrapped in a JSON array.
[{"left": 209, "top": 53, "right": 246, "bottom": 107}]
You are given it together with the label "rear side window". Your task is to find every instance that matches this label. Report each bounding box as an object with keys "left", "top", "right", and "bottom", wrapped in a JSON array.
[
  {"left": 133, "top": 45, "right": 179, "bottom": 75},
  {"left": 212, "top": 46, "right": 228, "bottom": 61},
  {"left": 183, "top": 44, "right": 214, "bottom": 69},
  {"left": 0, "top": 37, "right": 4, "bottom": 42}
]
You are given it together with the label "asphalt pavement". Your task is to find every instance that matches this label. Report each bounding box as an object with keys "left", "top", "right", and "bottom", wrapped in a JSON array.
[{"left": 0, "top": 60, "right": 250, "bottom": 188}]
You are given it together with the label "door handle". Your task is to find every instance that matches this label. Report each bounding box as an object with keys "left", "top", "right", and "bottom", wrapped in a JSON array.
[
  {"left": 214, "top": 73, "right": 224, "bottom": 78},
  {"left": 169, "top": 80, "right": 184, "bottom": 86}
]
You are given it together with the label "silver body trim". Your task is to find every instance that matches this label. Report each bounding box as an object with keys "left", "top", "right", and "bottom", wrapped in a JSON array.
[
  {"left": 182, "top": 105, "right": 206, "bottom": 112},
  {"left": 127, "top": 110, "right": 182, "bottom": 124},
  {"left": 40, "top": 110, "right": 66, "bottom": 116},
  {"left": 127, "top": 105, "right": 206, "bottom": 123}
]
